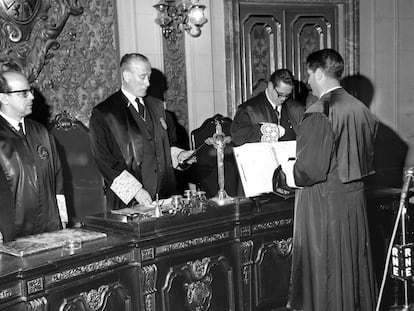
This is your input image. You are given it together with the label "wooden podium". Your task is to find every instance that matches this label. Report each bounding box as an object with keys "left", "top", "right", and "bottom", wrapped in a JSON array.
[{"left": 0, "top": 195, "right": 294, "bottom": 311}]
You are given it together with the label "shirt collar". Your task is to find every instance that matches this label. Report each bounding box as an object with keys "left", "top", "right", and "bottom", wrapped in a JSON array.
[
  {"left": 0, "top": 111, "right": 23, "bottom": 131},
  {"left": 265, "top": 88, "right": 277, "bottom": 110},
  {"left": 319, "top": 86, "right": 342, "bottom": 98},
  {"left": 121, "top": 86, "right": 143, "bottom": 110},
  {"left": 265, "top": 89, "right": 282, "bottom": 114}
]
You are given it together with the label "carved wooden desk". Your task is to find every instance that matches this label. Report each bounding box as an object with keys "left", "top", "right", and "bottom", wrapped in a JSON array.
[
  {"left": 86, "top": 195, "right": 294, "bottom": 311},
  {"left": 0, "top": 232, "right": 138, "bottom": 311},
  {"left": 0, "top": 195, "right": 293, "bottom": 311}
]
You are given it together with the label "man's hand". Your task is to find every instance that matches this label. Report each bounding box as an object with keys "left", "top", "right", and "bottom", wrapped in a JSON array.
[
  {"left": 178, "top": 150, "right": 197, "bottom": 165},
  {"left": 134, "top": 188, "right": 152, "bottom": 206}
]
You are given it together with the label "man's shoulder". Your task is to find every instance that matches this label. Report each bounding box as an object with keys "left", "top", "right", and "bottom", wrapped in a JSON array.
[
  {"left": 239, "top": 92, "right": 267, "bottom": 109},
  {"left": 331, "top": 88, "right": 369, "bottom": 112},
  {"left": 92, "top": 90, "right": 127, "bottom": 114},
  {"left": 25, "top": 118, "right": 47, "bottom": 131},
  {"left": 285, "top": 98, "right": 305, "bottom": 111},
  {"left": 145, "top": 95, "right": 164, "bottom": 108},
  {"left": 144, "top": 95, "right": 165, "bottom": 116},
  {"left": 25, "top": 119, "right": 52, "bottom": 141}
]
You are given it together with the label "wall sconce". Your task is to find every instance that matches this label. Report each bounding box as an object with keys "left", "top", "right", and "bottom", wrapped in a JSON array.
[{"left": 153, "top": 0, "right": 208, "bottom": 43}]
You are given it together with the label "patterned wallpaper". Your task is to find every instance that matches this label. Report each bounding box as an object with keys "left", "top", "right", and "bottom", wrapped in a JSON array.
[
  {"left": 33, "top": 0, "right": 119, "bottom": 127},
  {"left": 163, "top": 35, "right": 189, "bottom": 130}
]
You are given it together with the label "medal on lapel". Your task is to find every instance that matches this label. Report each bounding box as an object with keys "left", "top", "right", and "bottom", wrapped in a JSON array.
[
  {"left": 37, "top": 145, "right": 49, "bottom": 160},
  {"left": 160, "top": 117, "right": 168, "bottom": 130}
]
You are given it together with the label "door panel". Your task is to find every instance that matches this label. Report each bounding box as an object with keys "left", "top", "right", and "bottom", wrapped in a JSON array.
[
  {"left": 224, "top": 0, "right": 358, "bottom": 115},
  {"left": 240, "top": 3, "right": 338, "bottom": 100}
]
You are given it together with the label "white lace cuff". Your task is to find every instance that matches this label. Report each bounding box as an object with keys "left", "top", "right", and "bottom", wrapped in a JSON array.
[
  {"left": 260, "top": 122, "right": 285, "bottom": 142},
  {"left": 110, "top": 170, "right": 142, "bottom": 205}
]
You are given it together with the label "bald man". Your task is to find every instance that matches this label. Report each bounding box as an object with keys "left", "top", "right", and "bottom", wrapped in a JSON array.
[
  {"left": 89, "top": 53, "right": 194, "bottom": 210},
  {"left": 0, "top": 71, "right": 66, "bottom": 242}
]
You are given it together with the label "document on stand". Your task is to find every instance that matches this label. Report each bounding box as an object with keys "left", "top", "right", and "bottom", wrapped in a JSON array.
[{"left": 233, "top": 141, "right": 296, "bottom": 197}]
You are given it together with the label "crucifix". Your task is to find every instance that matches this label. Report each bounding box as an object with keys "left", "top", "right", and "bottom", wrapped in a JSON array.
[{"left": 205, "top": 118, "right": 234, "bottom": 205}]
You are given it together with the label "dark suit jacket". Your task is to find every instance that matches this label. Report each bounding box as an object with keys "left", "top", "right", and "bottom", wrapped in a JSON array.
[
  {"left": 89, "top": 91, "right": 176, "bottom": 210},
  {"left": 307, "top": 87, "right": 378, "bottom": 183},
  {"left": 0, "top": 167, "right": 14, "bottom": 242},
  {"left": 0, "top": 117, "right": 62, "bottom": 241},
  {"left": 231, "top": 91, "right": 305, "bottom": 146}
]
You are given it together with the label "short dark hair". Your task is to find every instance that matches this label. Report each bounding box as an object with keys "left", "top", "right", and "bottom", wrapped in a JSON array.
[
  {"left": 0, "top": 72, "right": 11, "bottom": 93},
  {"left": 306, "top": 48, "right": 344, "bottom": 79},
  {"left": 120, "top": 53, "right": 150, "bottom": 72},
  {"left": 269, "top": 69, "right": 294, "bottom": 87}
]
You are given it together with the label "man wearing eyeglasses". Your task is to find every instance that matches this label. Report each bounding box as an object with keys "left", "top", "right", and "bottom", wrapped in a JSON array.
[
  {"left": 231, "top": 69, "right": 305, "bottom": 146},
  {"left": 0, "top": 71, "right": 66, "bottom": 242}
]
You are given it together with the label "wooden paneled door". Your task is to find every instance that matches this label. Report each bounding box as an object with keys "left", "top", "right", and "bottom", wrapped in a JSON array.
[{"left": 224, "top": 0, "right": 359, "bottom": 115}]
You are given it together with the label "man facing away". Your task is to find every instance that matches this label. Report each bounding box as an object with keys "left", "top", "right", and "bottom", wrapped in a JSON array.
[
  {"left": 230, "top": 69, "right": 305, "bottom": 146},
  {"left": 89, "top": 53, "right": 194, "bottom": 210},
  {"left": 0, "top": 71, "right": 66, "bottom": 242},
  {"left": 283, "top": 48, "right": 377, "bottom": 311}
]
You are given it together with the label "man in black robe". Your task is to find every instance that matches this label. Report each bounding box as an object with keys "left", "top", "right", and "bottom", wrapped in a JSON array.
[
  {"left": 89, "top": 53, "right": 194, "bottom": 210},
  {"left": 230, "top": 69, "right": 305, "bottom": 145},
  {"left": 284, "top": 49, "right": 377, "bottom": 311},
  {"left": 0, "top": 71, "right": 65, "bottom": 242}
]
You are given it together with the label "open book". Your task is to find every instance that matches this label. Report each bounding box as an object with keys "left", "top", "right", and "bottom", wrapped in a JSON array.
[{"left": 233, "top": 141, "right": 296, "bottom": 198}]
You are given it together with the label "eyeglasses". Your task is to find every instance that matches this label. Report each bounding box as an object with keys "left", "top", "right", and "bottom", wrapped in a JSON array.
[
  {"left": 1, "top": 87, "right": 34, "bottom": 98},
  {"left": 274, "top": 87, "right": 291, "bottom": 99}
]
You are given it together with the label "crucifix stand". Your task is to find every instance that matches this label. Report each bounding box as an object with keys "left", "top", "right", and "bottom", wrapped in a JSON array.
[{"left": 205, "top": 119, "right": 234, "bottom": 205}]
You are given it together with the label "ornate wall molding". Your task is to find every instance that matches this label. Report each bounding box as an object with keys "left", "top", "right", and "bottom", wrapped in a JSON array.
[
  {"left": 35, "top": 0, "right": 119, "bottom": 126},
  {"left": 0, "top": 0, "right": 83, "bottom": 82},
  {"left": 163, "top": 37, "right": 189, "bottom": 130},
  {"left": 0, "top": 0, "right": 120, "bottom": 126}
]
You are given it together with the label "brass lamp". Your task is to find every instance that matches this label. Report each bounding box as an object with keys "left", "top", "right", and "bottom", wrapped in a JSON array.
[{"left": 153, "top": 0, "right": 208, "bottom": 43}]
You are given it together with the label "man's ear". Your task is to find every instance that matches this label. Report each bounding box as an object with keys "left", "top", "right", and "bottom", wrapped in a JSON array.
[
  {"left": 0, "top": 94, "right": 7, "bottom": 105},
  {"left": 268, "top": 81, "right": 275, "bottom": 89},
  {"left": 121, "top": 71, "right": 130, "bottom": 83},
  {"left": 315, "top": 68, "right": 324, "bottom": 81}
]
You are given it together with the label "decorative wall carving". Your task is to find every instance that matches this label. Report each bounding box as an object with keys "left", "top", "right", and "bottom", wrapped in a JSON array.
[
  {"left": 0, "top": 0, "right": 83, "bottom": 82},
  {"left": 163, "top": 37, "right": 189, "bottom": 130},
  {"left": 35, "top": 0, "right": 119, "bottom": 126},
  {"left": 0, "top": 0, "right": 120, "bottom": 126}
]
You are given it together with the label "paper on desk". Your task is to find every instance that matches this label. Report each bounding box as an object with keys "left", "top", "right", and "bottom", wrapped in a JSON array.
[
  {"left": 110, "top": 198, "right": 173, "bottom": 216},
  {"left": 233, "top": 141, "right": 296, "bottom": 197}
]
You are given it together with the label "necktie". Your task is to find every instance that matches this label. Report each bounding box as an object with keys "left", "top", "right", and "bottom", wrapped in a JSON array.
[
  {"left": 18, "top": 122, "right": 25, "bottom": 136},
  {"left": 135, "top": 98, "right": 145, "bottom": 120},
  {"left": 274, "top": 107, "right": 280, "bottom": 124}
]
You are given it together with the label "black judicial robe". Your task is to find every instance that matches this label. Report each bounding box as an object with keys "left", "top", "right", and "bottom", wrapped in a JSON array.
[
  {"left": 288, "top": 88, "right": 377, "bottom": 311},
  {"left": 89, "top": 91, "right": 176, "bottom": 210},
  {"left": 0, "top": 117, "right": 63, "bottom": 241},
  {"left": 230, "top": 91, "right": 305, "bottom": 146}
]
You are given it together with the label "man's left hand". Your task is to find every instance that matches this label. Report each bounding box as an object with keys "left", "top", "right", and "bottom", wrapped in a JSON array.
[{"left": 178, "top": 150, "right": 197, "bottom": 165}]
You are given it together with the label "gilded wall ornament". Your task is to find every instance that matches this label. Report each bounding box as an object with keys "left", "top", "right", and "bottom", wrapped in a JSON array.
[{"left": 0, "top": 0, "right": 83, "bottom": 82}]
